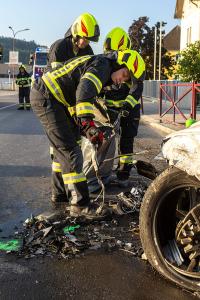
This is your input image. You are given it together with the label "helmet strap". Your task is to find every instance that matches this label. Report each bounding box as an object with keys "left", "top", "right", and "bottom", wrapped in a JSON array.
[{"left": 72, "top": 37, "right": 79, "bottom": 54}]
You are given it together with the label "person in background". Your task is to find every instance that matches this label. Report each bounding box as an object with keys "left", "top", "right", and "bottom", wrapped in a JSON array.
[{"left": 16, "top": 64, "right": 32, "bottom": 110}]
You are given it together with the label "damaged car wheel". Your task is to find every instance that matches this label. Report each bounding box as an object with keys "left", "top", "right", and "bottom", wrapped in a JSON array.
[{"left": 140, "top": 166, "right": 200, "bottom": 293}]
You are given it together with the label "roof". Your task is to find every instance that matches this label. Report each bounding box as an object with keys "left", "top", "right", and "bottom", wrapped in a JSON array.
[
  {"left": 174, "top": 0, "right": 184, "bottom": 18},
  {"left": 163, "top": 25, "right": 181, "bottom": 51}
]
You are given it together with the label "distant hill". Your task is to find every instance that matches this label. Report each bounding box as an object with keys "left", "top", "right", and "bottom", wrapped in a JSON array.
[{"left": 0, "top": 36, "right": 47, "bottom": 64}]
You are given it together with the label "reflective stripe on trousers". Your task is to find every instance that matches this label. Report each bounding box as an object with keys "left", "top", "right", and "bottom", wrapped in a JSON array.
[
  {"left": 30, "top": 86, "right": 90, "bottom": 205},
  {"left": 120, "top": 155, "right": 133, "bottom": 164}
]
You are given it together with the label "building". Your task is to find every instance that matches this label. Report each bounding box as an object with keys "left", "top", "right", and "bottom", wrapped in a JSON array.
[
  {"left": 163, "top": 25, "right": 180, "bottom": 79},
  {"left": 175, "top": 0, "right": 200, "bottom": 49},
  {"left": 163, "top": 25, "right": 181, "bottom": 58}
]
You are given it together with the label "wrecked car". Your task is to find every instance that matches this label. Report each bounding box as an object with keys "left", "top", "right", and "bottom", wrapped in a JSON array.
[{"left": 139, "top": 121, "right": 200, "bottom": 293}]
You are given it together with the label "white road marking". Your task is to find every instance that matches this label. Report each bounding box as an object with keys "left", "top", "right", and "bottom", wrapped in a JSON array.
[{"left": 0, "top": 103, "right": 17, "bottom": 110}]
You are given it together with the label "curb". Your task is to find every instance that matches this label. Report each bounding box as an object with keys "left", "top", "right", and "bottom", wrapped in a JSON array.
[{"left": 140, "top": 115, "right": 176, "bottom": 135}]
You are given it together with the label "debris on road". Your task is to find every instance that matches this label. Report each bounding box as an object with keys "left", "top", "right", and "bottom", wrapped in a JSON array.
[
  {"left": 110, "top": 184, "right": 146, "bottom": 215},
  {"left": 0, "top": 239, "right": 22, "bottom": 252},
  {"left": 135, "top": 160, "right": 158, "bottom": 180},
  {"left": 14, "top": 213, "right": 142, "bottom": 260},
  {"left": 1, "top": 184, "right": 147, "bottom": 260}
]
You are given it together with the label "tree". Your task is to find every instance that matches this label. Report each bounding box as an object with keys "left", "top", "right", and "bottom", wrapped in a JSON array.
[
  {"left": 0, "top": 36, "right": 46, "bottom": 64},
  {"left": 128, "top": 17, "right": 175, "bottom": 79},
  {"left": 177, "top": 41, "right": 200, "bottom": 82}
]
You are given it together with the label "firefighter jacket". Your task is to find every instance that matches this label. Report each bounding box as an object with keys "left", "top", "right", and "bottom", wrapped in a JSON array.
[
  {"left": 102, "top": 80, "right": 144, "bottom": 111},
  {"left": 47, "top": 27, "right": 94, "bottom": 70},
  {"left": 42, "top": 54, "right": 115, "bottom": 120},
  {"left": 16, "top": 71, "right": 32, "bottom": 87},
  {"left": 100, "top": 51, "right": 145, "bottom": 112}
]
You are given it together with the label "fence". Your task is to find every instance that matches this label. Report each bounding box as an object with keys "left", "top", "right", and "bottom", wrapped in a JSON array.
[
  {"left": 0, "top": 78, "right": 14, "bottom": 90},
  {"left": 143, "top": 80, "right": 200, "bottom": 122},
  {"left": 143, "top": 80, "right": 177, "bottom": 99},
  {"left": 143, "top": 80, "right": 200, "bottom": 110}
]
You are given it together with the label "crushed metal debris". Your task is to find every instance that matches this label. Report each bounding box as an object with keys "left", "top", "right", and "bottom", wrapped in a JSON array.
[{"left": 1, "top": 185, "right": 146, "bottom": 260}]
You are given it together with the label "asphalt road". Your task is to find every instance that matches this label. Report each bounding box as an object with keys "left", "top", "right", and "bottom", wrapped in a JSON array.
[{"left": 0, "top": 93, "right": 197, "bottom": 300}]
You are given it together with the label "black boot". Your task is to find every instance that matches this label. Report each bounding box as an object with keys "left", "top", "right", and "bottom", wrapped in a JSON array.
[{"left": 51, "top": 194, "right": 69, "bottom": 203}]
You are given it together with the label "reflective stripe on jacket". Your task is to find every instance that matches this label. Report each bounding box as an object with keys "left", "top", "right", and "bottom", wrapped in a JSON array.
[
  {"left": 41, "top": 55, "right": 113, "bottom": 119},
  {"left": 103, "top": 80, "right": 143, "bottom": 111},
  {"left": 16, "top": 72, "right": 31, "bottom": 87}
]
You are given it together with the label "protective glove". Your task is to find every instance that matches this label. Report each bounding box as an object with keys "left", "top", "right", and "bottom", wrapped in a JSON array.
[
  {"left": 80, "top": 120, "right": 104, "bottom": 146},
  {"left": 85, "top": 126, "right": 104, "bottom": 146},
  {"left": 99, "top": 126, "right": 113, "bottom": 140}
]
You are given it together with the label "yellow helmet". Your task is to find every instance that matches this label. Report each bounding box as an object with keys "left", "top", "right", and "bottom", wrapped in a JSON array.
[
  {"left": 71, "top": 13, "right": 100, "bottom": 42},
  {"left": 19, "top": 64, "right": 26, "bottom": 70},
  {"left": 104, "top": 27, "right": 131, "bottom": 52},
  {"left": 117, "top": 50, "right": 145, "bottom": 80}
]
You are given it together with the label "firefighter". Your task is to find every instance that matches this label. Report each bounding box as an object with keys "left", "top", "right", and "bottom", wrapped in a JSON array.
[
  {"left": 103, "top": 27, "right": 131, "bottom": 52},
  {"left": 47, "top": 12, "right": 100, "bottom": 69},
  {"left": 47, "top": 12, "right": 100, "bottom": 204},
  {"left": 103, "top": 28, "right": 145, "bottom": 187},
  {"left": 16, "top": 65, "right": 32, "bottom": 110},
  {"left": 30, "top": 50, "right": 145, "bottom": 218}
]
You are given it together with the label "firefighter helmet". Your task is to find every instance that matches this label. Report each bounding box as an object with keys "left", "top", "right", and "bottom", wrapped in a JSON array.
[
  {"left": 104, "top": 27, "right": 131, "bottom": 52},
  {"left": 71, "top": 13, "right": 100, "bottom": 42},
  {"left": 19, "top": 64, "right": 26, "bottom": 70},
  {"left": 117, "top": 50, "right": 145, "bottom": 79}
]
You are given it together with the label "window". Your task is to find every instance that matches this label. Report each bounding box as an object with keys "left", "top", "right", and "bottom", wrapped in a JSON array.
[{"left": 35, "top": 52, "right": 47, "bottom": 66}]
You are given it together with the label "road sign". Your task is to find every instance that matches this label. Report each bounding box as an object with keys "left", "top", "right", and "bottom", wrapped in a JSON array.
[{"left": 9, "top": 51, "right": 19, "bottom": 64}]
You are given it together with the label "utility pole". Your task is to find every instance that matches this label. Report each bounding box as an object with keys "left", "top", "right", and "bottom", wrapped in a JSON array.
[
  {"left": 158, "top": 21, "right": 162, "bottom": 81},
  {"left": 153, "top": 26, "right": 157, "bottom": 80}
]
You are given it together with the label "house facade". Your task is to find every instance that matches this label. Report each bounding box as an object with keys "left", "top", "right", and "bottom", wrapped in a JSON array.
[
  {"left": 163, "top": 25, "right": 181, "bottom": 79},
  {"left": 175, "top": 0, "right": 200, "bottom": 49}
]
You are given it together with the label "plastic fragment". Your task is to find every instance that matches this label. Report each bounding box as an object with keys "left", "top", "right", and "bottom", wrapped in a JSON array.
[
  {"left": 63, "top": 225, "right": 80, "bottom": 234},
  {"left": 0, "top": 239, "right": 22, "bottom": 251}
]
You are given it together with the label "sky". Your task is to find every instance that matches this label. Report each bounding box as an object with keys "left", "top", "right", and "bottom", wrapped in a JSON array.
[{"left": 1, "top": 0, "right": 179, "bottom": 54}]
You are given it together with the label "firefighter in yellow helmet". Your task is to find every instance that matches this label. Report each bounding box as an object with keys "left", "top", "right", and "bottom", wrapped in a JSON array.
[
  {"left": 30, "top": 50, "right": 144, "bottom": 219},
  {"left": 47, "top": 13, "right": 100, "bottom": 70},
  {"left": 71, "top": 13, "right": 100, "bottom": 42},
  {"left": 104, "top": 27, "right": 131, "bottom": 52},
  {"left": 46, "top": 13, "right": 100, "bottom": 204},
  {"left": 103, "top": 29, "right": 145, "bottom": 187}
]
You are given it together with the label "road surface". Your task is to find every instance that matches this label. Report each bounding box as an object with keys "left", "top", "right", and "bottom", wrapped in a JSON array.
[{"left": 0, "top": 92, "right": 196, "bottom": 300}]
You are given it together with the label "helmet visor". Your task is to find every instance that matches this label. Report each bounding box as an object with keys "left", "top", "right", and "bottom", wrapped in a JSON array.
[{"left": 86, "top": 25, "right": 100, "bottom": 42}]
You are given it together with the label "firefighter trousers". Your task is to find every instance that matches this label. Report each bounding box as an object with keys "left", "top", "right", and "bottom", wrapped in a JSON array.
[
  {"left": 108, "top": 105, "right": 140, "bottom": 180},
  {"left": 30, "top": 86, "right": 90, "bottom": 206},
  {"left": 50, "top": 122, "right": 81, "bottom": 202},
  {"left": 19, "top": 87, "right": 31, "bottom": 108},
  {"left": 50, "top": 99, "right": 109, "bottom": 200}
]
